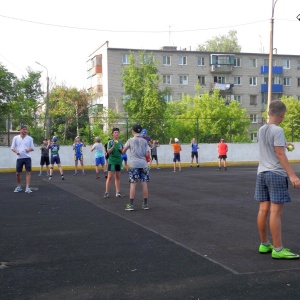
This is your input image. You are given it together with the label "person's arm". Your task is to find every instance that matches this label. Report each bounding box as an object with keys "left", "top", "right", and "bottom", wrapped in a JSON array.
[{"left": 275, "top": 146, "right": 300, "bottom": 188}]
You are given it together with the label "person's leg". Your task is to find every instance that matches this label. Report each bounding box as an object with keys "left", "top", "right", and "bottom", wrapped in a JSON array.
[
  {"left": 105, "top": 172, "right": 113, "bottom": 193},
  {"left": 39, "top": 164, "right": 43, "bottom": 174},
  {"left": 218, "top": 158, "right": 221, "bottom": 168},
  {"left": 269, "top": 203, "right": 283, "bottom": 248},
  {"left": 141, "top": 182, "right": 148, "bottom": 199},
  {"left": 16, "top": 173, "right": 21, "bottom": 186},
  {"left": 25, "top": 172, "right": 31, "bottom": 189},
  {"left": 178, "top": 160, "right": 181, "bottom": 171},
  {"left": 49, "top": 165, "right": 53, "bottom": 176},
  {"left": 80, "top": 158, "right": 85, "bottom": 174},
  {"left": 257, "top": 201, "right": 271, "bottom": 243},
  {"left": 130, "top": 182, "right": 136, "bottom": 200},
  {"left": 115, "top": 171, "right": 121, "bottom": 193},
  {"left": 74, "top": 160, "right": 78, "bottom": 174},
  {"left": 173, "top": 161, "right": 176, "bottom": 171},
  {"left": 223, "top": 158, "right": 227, "bottom": 168}
]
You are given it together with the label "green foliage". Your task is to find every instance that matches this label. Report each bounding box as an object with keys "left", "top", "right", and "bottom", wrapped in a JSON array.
[
  {"left": 122, "top": 51, "right": 167, "bottom": 137},
  {"left": 197, "top": 30, "right": 241, "bottom": 52}
]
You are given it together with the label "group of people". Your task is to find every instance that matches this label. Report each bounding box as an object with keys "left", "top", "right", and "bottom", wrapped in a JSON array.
[{"left": 10, "top": 101, "right": 300, "bottom": 258}]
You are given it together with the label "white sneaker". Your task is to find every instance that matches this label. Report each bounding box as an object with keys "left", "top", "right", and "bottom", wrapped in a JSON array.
[
  {"left": 25, "top": 188, "right": 33, "bottom": 193},
  {"left": 14, "top": 187, "right": 22, "bottom": 193}
]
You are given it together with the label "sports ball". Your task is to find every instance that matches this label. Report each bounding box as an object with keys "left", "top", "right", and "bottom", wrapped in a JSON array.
[{"left": 287, "top": 145, "right": 294, "bottom": 151}]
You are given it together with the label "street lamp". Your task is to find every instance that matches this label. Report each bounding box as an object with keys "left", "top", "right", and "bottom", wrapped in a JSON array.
[
  {"left": 267, "top": 0, "right": 278, "bottom": 121},
  {"left": 36, "top": 61, "right": 50, "bottom": 139}
]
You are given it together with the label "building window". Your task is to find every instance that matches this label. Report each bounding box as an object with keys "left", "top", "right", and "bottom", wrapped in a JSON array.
[
  {"left": 297, "top": 96, "right": 300, "bottom": 101},
  {"left": 283, "top": 77, "right": 291, "bottom": 86},
  {"left": 179, "top": 75, "right": 188, "bottom": 85},
  {"left": 250, "top": 114, "right": 258, "bottom": 123},
  {"left": 234, "top": 58, "right": 241, "bottom": 67},
  {"left": 234, "top": 76, "right": 241, "bottom": 85},
  {"left": 122, "top": 55, "right": 130, "bottom": 64},
  {"left": 262, "top": 76, "right": 268, "bottom": 84},
  {"left": 282, "top": 59, "right": 290, "bottom": 69},
  {"left": 251, "top": 132, "right": 258, "bottom": 142},
  {"left": 163, "top": 75, "right": 171, "bottom": 84},
  {"left": 178, "top": 56, "right": 187, "bottom": 65},
  {"left": 249, "top": 77, "right": 257, "bottom": 86},
  {"left": 143, "top": 54, "right": 154, "bottom": 64},
  {"left": 264, "top": 58, "right": 276, "bottom": 66},
  {"left": 249, "top": 59, "right": 257, "bottom": 67},
  {"left": 214, "top": 76, "right": 226, "bottom": 84},
  {"left": 163, "top": 56, "right": 171, "bottom": 66},
  {"left": 297, "top": 60, "right": 300, "bottom": 70},
  {"left": 250, "top": 95, "right": 257, "bottom": 105},
  {"left": 164, "top": 94, "right": 172, "bottom": 102},
  {"left": 198, "top": 75, "right": 205, "bottom": 85},
  {"left": 234, "top": 95, "right": 241, "bottom": 103},
  {"left": 197, "top": 57, "right": 205, "bottom": 66},
  {"left": 298, "top": 78, "right": 300, "bottom": 87}
]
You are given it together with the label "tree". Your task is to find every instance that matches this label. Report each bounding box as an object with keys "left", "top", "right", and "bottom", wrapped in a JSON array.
[
  {"left": 122, "top": 51, "right": 169, "bottom": 138},
  {"left": 197, "top": 30, "right": 241, "bottom": 52},
  {"left": 49, "top": 85, "right": 91, "bottom": 143},
  {"left": 164, "top": 87, "right": 250, "bottom": 143}
]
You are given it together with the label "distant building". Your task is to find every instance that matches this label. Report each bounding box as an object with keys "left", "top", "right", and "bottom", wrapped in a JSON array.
[{"left": 87, "top": 41, "right": 300, "bottom": 141}]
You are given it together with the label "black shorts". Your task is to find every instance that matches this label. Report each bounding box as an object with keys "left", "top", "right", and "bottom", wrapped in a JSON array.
[
  {"left": 40, "top": 156, "right": 50, "bottom": 166},
  {"left": 107, "top": 164, "right": 121, "bottom": 172},
  {"left": 191, "top": 152, "right": 198, "bottom": 159},
  {"left": 151, "top": 154, "right": 158, "bottom": 161},
  {"left": 173, "top": 153, "right": 181, "bottom": 162},
  {"left": 16, "top": 158, "right": 32, "bottom": 173},
  {"left": 218, "top": 155, "right": 227, "bottom": 160}
]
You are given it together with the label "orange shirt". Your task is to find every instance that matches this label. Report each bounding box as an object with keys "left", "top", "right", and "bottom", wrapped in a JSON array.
[
  {"left": 171, "top": 143, "right": 181, "bottom": 153},
  {"left": 218, "top": 142, "right": 228, "bottom": 155}
]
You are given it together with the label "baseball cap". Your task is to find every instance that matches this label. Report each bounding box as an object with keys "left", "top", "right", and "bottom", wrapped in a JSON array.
[
  {"left": 132, "top": 124, "right": 142, "bottom": 133},
  {"left": 142, "top": 129, "right": 147, "bottom": 136},
  {"left": 174, "top": 138, "right": 179, "bottom": 142},
  {"left": 52, "top": 136, "right": 58, "bottom": 142},
  {"left": 19, "top": 125, "right": 27, "bottom": 130}
]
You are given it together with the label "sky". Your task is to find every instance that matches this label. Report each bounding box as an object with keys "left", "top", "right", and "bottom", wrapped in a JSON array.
[{"left": 1, "top": 0, "right": 300, "bottom": 90}]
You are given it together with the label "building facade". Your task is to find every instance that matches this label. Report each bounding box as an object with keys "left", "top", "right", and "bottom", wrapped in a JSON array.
[{"left": 87, "top": 41, "right": 300, "bottom": 140}]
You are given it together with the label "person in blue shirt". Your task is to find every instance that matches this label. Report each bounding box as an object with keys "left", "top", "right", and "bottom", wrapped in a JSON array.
[
  {"left": 190, "top": 138, "right": 200, "bottom": 168},
  {"left": 73, "top": 136, "right": 86, "bottom": 176}
]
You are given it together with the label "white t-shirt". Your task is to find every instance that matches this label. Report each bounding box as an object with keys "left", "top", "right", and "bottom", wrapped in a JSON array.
[{"left": 11, "top": 135, "right": 34, "bottom": 159}]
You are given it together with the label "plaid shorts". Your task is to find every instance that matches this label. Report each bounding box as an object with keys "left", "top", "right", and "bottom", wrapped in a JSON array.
[
  {"left": 254, "top": 171, "right": 291, "bottom": 204},
  {"left": 128, "top": 168, "right": 150, "bottom": 183}
]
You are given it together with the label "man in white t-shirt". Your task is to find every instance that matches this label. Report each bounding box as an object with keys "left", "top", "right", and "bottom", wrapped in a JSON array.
[{"left": 11, "top": 125, "right": 35, "bottom": 193}]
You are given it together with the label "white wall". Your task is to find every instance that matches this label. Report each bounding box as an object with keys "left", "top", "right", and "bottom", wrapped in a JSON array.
[{"left": 1, "top": 143, "right": 299, "bottom": 170}]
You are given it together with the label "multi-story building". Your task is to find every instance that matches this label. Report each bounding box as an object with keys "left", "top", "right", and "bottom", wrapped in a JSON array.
[{"left": 87, "top": 41, "right": 300, "bottom": 140}]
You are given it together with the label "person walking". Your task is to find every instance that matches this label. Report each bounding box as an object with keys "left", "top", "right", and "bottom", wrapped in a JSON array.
[
  {"left": 122, "top": 124, "right": 150, "bottom": 211},
  {"left": 169, "top": 137, "right": 182, "bottom": 172},
  {"left": 90, "top": 137, "right": 106, "bottom": 179},
  {"left": 103, "top": 128, "right": 124, "bottom": 198},
  {"left": 11, "top": 125, "right": 35, "bottom": 193},
  {"left": 255, "top": 100, "right": 300, "bottom": 259},
  {"left": 73, "top": 136, "right": 86, "bottom": 176},
  {"left": 38, "top": 138, "right": 50, "bottom": 176},
  {"left": 48, "top": 136, "right": 65, "bottom": 180},
  {"left": 218, "top": 138, "right": 228, "bottom": 171},
  {"left": 190, "top": 138, "right": 200, "bottom": 168}
]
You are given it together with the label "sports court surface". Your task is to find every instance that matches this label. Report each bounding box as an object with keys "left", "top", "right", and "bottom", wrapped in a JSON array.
[{"left": 2, "top": 165, "right": 300, "bottom": 299}]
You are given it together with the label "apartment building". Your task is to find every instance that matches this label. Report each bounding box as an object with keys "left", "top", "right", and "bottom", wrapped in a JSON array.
[{"left": 87, "top": 41, "right": 300, "bottom": 139}]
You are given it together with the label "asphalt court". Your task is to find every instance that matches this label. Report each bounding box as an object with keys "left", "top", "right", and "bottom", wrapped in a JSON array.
[{"left": 2, "top": 165, "right": 300, "bottom": 299}]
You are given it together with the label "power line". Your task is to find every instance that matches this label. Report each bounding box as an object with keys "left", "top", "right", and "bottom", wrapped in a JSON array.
[{"left": 0, "top": 13, "right": 271, "bottom": 33}]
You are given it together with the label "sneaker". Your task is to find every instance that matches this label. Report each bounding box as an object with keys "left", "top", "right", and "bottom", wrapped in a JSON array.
[
  {"left": 179, "top": 169, "right": 182, "bottom": 172},
  {"left": 272, "top": 248, "right": 300, "bottom": 259},
  {"left": 38, "top": 173, "right": 42, "bottom": 176},
  {"left": 173, "top": 170, "right": 176, "bottom": 172},
  {"left": 197, "top": 165, "right": 200, "bottom": 168},
  {"left": 157, "top": 166, "right": 161, "bottom": 169},
  {"left": 225, "top": 167, "right": 227, "bottom": 171},
  {"left": 116, "top": 192, "right": 124, "bottom": 197},
  {"left": 104, "top": 192, "right": 109, "bottom": 198},
  {"left": 190, "top": 165, "right": 192, "bottom": 168},
  {"left": 259, "top": 244, "right": 273, "bottom": 253},
  {"left": 74, "top": 172, "right": 78, "bottom": 176},
  {"left": 61, "top": 176, "right": 65, "bottom": 180},
  {"left": 125, "top": 204, "right": 134, "bottom": 211},
  {"left": 14, "top": 187, "right": 22, "bottom": 193},
  {"left": 82, "top": 173, "right": 86, "bottom": 176},
  {"left": 96, "top": 174, "right": 100, "bottom": 179},
  {"left": 142, "top": 203, "right": 149, "bottom": 210},
  {"left": 25, "top": 188, "right": 33, "bottom": 193},
  {"left": 46, "top": 173, "right": 50, "bottom": 177},
  {"left": 49, "top": 176, "right": 52, "bottom": 180},
  {"left": 218, "top": 167, "right": 221, "bottom": 171}
]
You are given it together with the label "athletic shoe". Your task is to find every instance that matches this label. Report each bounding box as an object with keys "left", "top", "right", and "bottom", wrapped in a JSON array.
[
  {"left": 96, "top": 174, "right": 100, "bottom": 179},
  {"left": 218, "top": 167, "right": 221, "bottom": 171},
  {"left": 116, "top": 192, "right": 124, "bottom": 197},
  {"left": 61, "top": 176, "right": 65, "bottom": 180},
  {"left": 190, "top": 165, "right": 192, "bottom": 167},
  {"left": 14, "top": 187, "right": 22, "bottom": 193},
  {"left": 73, "top": 172, "right": 78, "bottom": 176},
  {"left": 142, "top": 203, "right": 149, "bottom": 210},
  {"left": 82, "top": 173, "right": 86, "bottom": 176},
  {"left": 157, "top": 166, "right": 161, "bottom": 169},
  {"left": 173, "top": 170, "right": 176, "bottom": 172},
  {"left": 197, "top": 165, "right": 200, "bottom": 168},
  {"left": 272, "top": 248, "right": 300, "bottom": 259},
  {"left": 104, "top": 192, "right": 109, "bottom": 198},
  {"left": 38, "top": 173, "right": 42, "bottom": 176},
  {"left": 225, "top": 167, "right": 227, "bottom": 171},
  {"left": 49, "top": 176, "right": 52, "bottom": 180},
  {"left": 125, "top": 204, "right": 134, "bottom": 211},
  {"left": 179, "top": 169, "right": 182, "bottom": 172},
  {"left": 25, "top": 188, "right": 33, "bottom": 193},
  {"left": 259, "top": 244, "right": 273, "bottom": 253},
  {"left": 46, "top": 173, "right": 50, "bottom": 177}
]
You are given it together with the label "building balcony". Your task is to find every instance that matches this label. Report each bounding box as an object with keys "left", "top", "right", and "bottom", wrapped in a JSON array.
[
  {"left": 210, "top": 64, "right": 233, "bottom": 73},
  {"left": 260, "top": 66, "right": 283, "bottom": 74},
  {"left": 261, "top": 84, "right": 283, "bottom": 93}
]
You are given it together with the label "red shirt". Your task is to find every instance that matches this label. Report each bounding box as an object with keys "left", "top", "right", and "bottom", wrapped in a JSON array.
[{"left": 218, "top": 142, "right": 228, "bottom": 155}]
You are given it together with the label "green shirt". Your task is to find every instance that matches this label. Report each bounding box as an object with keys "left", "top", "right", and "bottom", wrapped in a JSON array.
[{"left": 107, "top": 140, "right": 122, "bottom": 165}]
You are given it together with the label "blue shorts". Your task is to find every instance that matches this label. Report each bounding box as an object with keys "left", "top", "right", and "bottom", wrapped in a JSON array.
[
  {"left": 254, "top": 171, "right": 291, "bottom": 204},
  {"left": 74, "top": 154, "right": 83, "bottom": 161},
  {"left": 51, "top": 155, "right": 61, "bottom": 165},
  {"left": 128, "top": 168, "right": 150, "bottom": 183},
  {"left": 173, "top": 153, "right": 181, "bottom": 162},
  {"left": 16, "top": 158, "right": 32, "bottom": 173},
  {"left": 95, "top": 157, "right": 105, "bottom": 166}
]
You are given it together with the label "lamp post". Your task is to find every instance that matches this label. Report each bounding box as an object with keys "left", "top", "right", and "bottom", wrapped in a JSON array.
[
  {"left": 267, "top": 0, "right": 278, "bottom": 121},
  {"left": 36, "top": 61, "right": 50, "bottom": 139}
]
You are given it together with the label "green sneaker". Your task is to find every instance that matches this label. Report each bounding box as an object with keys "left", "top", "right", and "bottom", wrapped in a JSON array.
[
  {"left": 125, "top": 204, "right": 134, "bottom": 211},
  {"left": 142, "top": 203, "right": 149, "bottom": 210},
  {"left": 272, "top": 248, "right": 300, "bottom": 259},
  {"left": 259, "top": 243, "right": 273, "bottom": 253}
]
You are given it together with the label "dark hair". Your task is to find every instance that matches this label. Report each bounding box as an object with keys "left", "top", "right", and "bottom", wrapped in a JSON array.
[
  {"left": 268, "top": 100, "right": 286, "bottom": 116},
  {"left": 132, "top": 124, "right": 142, "bottom": 133},
  {"left": 111, "top": 127, "right": 120, "bottom": 134}
]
